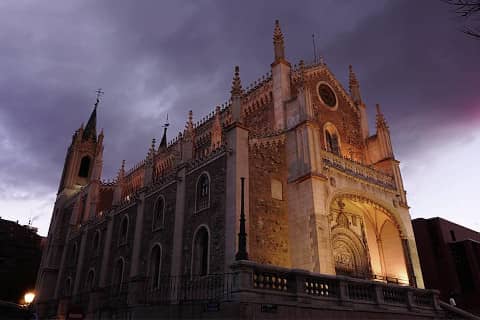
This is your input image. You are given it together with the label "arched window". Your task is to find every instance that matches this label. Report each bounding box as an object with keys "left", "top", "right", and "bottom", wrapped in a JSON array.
[
  {"left": 324, "top": 124, "right": 341, "bottom": 155},
  {"left": 195, "top": 173, "right": 210, "bottom": 212},
  {"left": 153, "top": 196, "right": 165, "bottom": 230},
  {"left": 191, "top": 226, "right": 209, "bottom": 277},
  {"left": 64, "top": 277, "right": 72, "bottom": 296},
  {"left": 70, "top": 242, "right": 78, "bottom": 266},
  {"left": 119, "top": 216, "right": 128, "bottom": 246},
  {"left": 113, "top": 258, "right": 125, "bottom": 294},
  {"left": 78, "top": 156, "right": 91, "bottom": 178},
  {"left": 85, "top": 269, "right": 95, "bottom": 291},
  {"left": 93, "top": 230, "right": 101, "bottom": 255},
  {"left": 149, "top": 244, "right": 162, "bottom": 289}
]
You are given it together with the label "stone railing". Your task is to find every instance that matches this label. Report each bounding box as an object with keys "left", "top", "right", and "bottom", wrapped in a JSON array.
[
  {"left": 320, "top": 149, "right": 396, "bottom": 190},
  {"left": 230, "top": 261, "right": 440, "bottom": 313}
]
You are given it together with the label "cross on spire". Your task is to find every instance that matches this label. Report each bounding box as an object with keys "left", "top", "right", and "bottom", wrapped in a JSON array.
[{"left": 95, "top": 88, "right": 104, "bottom": 105}]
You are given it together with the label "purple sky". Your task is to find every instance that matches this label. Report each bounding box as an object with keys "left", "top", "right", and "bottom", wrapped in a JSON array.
[{"left": 0, "top": 0, "right": 479, "bottom": 236}]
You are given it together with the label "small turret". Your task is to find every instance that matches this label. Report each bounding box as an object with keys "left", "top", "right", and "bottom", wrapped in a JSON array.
[
  {"left": 349, "top": 65, "right": 362, "bottom": 105},
  {"left": 273, "top": 20, "right": 285, "bottom": 62},
  {"left": 230, "top": 66, "right": 243, "bottom": 122},
  {"left": 375, "top": 104, "right": 393, "bottom": 159},
  {"left": 271, "top": 20, "right": 291, "bottom": 130}
]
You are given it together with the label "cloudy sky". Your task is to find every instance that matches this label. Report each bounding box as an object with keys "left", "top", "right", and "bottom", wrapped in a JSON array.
[{"left": 0, "top": 0, "right": 479, "bottom": 236}]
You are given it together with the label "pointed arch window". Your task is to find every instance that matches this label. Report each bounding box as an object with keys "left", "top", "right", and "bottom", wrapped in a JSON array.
[
  {"left": 195, "top": 173, "right": 210, "bottom": 212},
  {"left": 69, "top": 242, "right": 78, "bottom": 266},
  {"left": 191, "top": 226, "right": 209, "bottom": 277},
  {"left": 324, "top": 124, "right": 341, "bottom": 156},
  {"left": 119, "top": 216, "right": 129, "bottom": 246},
  {"left": 85, "top": 269, "right": 95, "bottom": 291},
  {"left": 93, "top": 230, "right": 101, "bottom": 255},
  {"left": 64, "top": 277, "right": 72, "bottom": 297},
  {"left": 78, "top": 156, "right": 91, "bottom": 178},
  {"left": 149, "top": 244, "right": 162, "bottom": 289},
  {"left": 113, "top": 258, "right": 125, "bottom": 294},
  {"left": 153, "top": 196, "right": 165, "bottom": 231}
]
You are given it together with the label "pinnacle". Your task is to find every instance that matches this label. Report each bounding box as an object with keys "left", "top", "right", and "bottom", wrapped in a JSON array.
[
  {"left": 375, "top": 104, "right": 388, "bottom": 129},
  {"left": 273, "top": 20, "right": 284, "bottom": 42},
  {"left": 230, "top": 66, "right": 243, "bottom": 96}
]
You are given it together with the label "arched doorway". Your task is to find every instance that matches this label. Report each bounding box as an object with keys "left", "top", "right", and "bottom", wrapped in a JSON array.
[{"left": 329, "top": 195, "right": 410, "bottom": 284}]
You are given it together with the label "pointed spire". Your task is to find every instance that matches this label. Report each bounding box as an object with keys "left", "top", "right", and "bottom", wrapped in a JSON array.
[
  {"left": 349, "top": 65, "right": 362, "bottom": 105},
  {"left": 376, "top": 104, "right": 388, "bottom": 129},
  {"left": 230, "top": 66, "right": 243, "bottom": 97},
  {"left": 273, "top": 20, "right": 285, "bottom": 62},
  {"left": 82, "top": 102, "right": 97, "bottom": 141},
  {"left": 82, "top": 89, "right": 103, "bottom": 141},
  {"left": 159, "top": 114, "right": 169, "bottom": 151}
]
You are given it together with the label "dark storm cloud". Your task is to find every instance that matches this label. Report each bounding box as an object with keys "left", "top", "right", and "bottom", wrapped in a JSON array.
[{"left": 0, "top": 0, "right": 478, "bottom": 233}]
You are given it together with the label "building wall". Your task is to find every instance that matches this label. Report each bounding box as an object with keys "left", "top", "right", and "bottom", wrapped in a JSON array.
[
  {"left": 0, "top": 219, "right": 43, "bottom": 304},
  {"left": 412, "top": 217, "right": 480, "bottom": 315}
]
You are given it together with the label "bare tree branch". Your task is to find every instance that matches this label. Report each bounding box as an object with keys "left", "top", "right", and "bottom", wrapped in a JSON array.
[{"left": 443, "top": 0, "right": 480, "bottom": 38}]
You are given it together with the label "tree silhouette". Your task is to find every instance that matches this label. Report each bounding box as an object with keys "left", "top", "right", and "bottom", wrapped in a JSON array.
[{"left": 444, "top": 0, "right": 480, "bottom": 38}]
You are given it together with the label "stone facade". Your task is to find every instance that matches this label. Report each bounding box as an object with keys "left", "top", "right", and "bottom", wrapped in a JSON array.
[{"left": 36, "top": 20, "right": 427, "bottom": 319}]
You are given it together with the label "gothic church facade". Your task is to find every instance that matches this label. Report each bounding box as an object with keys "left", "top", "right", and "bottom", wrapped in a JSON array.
[{"left": 36, "top": 21, "right": 425, "bottom": 319}]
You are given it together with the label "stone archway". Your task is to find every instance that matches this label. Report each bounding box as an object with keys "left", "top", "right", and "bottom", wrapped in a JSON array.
[
  {"left": 328, "top": 195, "right": 410, "bottom": 284},
  {"left": 331, "top": 227, "right": 370, "bottom": 277}
]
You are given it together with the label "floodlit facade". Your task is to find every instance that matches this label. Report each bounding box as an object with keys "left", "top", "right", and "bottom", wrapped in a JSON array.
[{"left": 35, "top": 20, "right": 434, "bottom": 319}]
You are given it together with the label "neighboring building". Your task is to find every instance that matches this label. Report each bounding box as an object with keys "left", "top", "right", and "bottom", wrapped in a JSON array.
[
  {"left": 0, "top": 218, "right": 43, "bottom": 304},
  {"left": 36, "top": 21, "right": 448, "bottom": 319},
  {"left": 412, "top": 217, "right": 480, "bottom": 315}
]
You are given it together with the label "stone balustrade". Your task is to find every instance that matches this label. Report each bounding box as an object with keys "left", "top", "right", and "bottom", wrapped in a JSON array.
[
  {"left": 230, "top": 261, "right": 440, "bottom": 313},
  {"left": 320, "top": 149, "right": 397, "bottom": 190}
]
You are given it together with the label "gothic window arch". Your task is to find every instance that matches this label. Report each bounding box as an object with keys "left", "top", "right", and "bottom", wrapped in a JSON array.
[
  {"left": 85, "top": 269, "right": 95, "bottom": 291},
  {"left": 149, "top": 244, "right": 162, "bottom": 289},
  {"left": 64, "top": 277, "right": 72, "bottom": 296},
  {"left": 152, "top": 195, "right": 165, "bottom": 231},
  {"left": 70, "top": 242, "right": 78, "bottom": 266},
  {"left": 324, "top": 123, "right": 341, "bottom": 156},
  {"left": 113, "top": 257, "right": 125, "bottom": 294},
  {"left": 93, "top": 230, "right": 101, "bottom": 255},
  {"left": 195, "top": 172, "right": 211, "bottom": 212},
  {"left": 78, "top": 156, "right": 91, "bottom": 178},
  {"left": 119, "top": 216, "right": 129, "bottom": 246},
  {"left": 191, "top": 225, "right": 210, "bottom": 277}
]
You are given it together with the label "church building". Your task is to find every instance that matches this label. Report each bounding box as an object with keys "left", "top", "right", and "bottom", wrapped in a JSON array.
[{"left": 35, "top": 21, "right": 442, "bottom": 319}]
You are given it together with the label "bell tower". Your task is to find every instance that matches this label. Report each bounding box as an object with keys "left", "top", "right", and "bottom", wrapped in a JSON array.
[{"left": 57, "top": 91, "right": 104, "bottom": 195}]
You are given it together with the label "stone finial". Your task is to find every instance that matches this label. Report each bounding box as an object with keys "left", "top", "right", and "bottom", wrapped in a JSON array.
[
  {"left": 349, "top": 65, "right": 362, "bottom": 105},
  {"left": 231, "top": 66, "right": 243, "bottom": 96},
  {"left": 273, "top": 20, "right": 285, "bottom": 61},
  {"left": 375, "top": 104, "right": 388, "bottom": 129},
  {"left": 117, "top": 160, "right": 126, "bottom": 181}
]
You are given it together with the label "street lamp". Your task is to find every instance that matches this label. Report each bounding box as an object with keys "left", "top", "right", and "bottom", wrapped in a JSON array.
[{"left": 24, "top": 292, "right": 35, "bottom": 305}]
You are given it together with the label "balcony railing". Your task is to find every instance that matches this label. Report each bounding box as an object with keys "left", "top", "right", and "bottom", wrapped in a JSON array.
[
  {"left": 320, "top": 149, "right": 396, "bottom": 190},
  {"left": 145, "top": 274, "right": 234, "bottom": 304}
]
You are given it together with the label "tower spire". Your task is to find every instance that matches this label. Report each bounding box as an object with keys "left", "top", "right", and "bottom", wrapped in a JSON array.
[
  {"left": 82, "top": 89, "right": 103, "bottom": 141},
  {"left": 273, "top": 20, "right": 285, "bottom": 62},
  {"left": 159, "top": 114, "right": 169, "bottom": 151},
  {"left": 348, "top": 65, "right": 362, "bottom": 105}
]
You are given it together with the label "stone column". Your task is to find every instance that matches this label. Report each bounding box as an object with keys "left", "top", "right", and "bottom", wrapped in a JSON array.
[
  {"left": 72, "top": 231, "right": 88, "bottom": 295},
  {"left": 130, "top": 194, "right": 145, "bottom": 277},
  {"left": 99, "top": 215, "right": 114, "bottom": 287},
  {"left": 225, "top": 123, "right": 249, "bottom": 271},
  {"left": 170, "top": 165, "right": 187, "bottom": 278}
]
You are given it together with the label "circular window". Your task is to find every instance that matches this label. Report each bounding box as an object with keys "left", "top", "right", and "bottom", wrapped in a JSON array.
[{"left": 318, "top": 83, "right": 337, "bottom": 108}]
